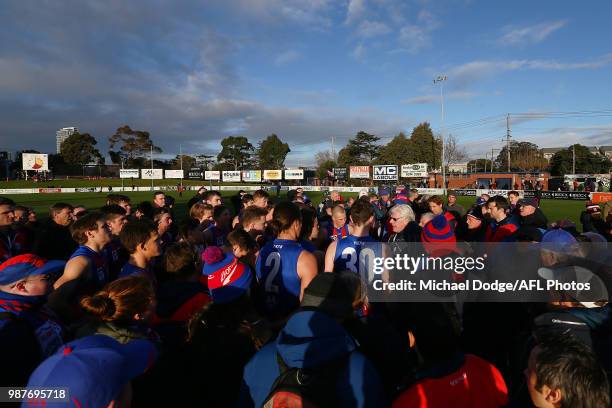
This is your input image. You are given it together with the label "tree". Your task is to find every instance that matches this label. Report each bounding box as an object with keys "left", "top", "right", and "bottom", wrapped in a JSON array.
[
  {"left": 108, "top": 125, "right": 162, "bottom": 167},
  {"left": 170, "top": 155, "right": 196, "bottom": 170},
  {"left": 495, "top": 141, "right": 548, "bottom": 172},
  {"left": 61, "top": 132, "right": 103, "bottom": 166},
  {"left": 315, "top": 150, "right": 336, "bottom": 166},
  {"left": 550, "top": 144, "right": 612, "bottom": 176},
  {"left": 316, "top": 160, "right": 337, "bottom": 180},
  {"left": 409, "top": 122, "right": 442, "bottom": 169},
  {"left": 217, "top": 136, "right": 254, "bottom": 170},
  {"left": 467, "top": 159, "right": 493, "bottom": 173},
  {"left": 376, "top": 132, "right": 412, "bottom": 165},
  {"left": 337, "top": 131, "right": 381, "bottom": 166},
  {"left": 444, "top": 133, "right": 468, "bottom": 168},
  {"left": 257, "top": 134, "right": 290, "bottom": 169}
]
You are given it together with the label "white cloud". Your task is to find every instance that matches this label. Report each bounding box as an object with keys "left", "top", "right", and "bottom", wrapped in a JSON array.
[
  {"left": 498, "top": 20, "right": 567, "bottom": 46},
  {"left": 449, "top": 54, "right": 612, "bottom": 88},
  {"left": 346, "top": 0, "right": 367, "bottom": 24},
  {"left": 351, "top": 43, "right": 366, "bottom": 59},
  {"left": 357, "top": 20, "right": 391, "bottom": 38},
  {"left": 397, "top": 24, "right": 430, "bottom": 53},
  {"left": 402, "top": 91, "right": 478, "bottom": 104},
  {"left": 274, "top": 50, "right": 301, "bottom": 65}
]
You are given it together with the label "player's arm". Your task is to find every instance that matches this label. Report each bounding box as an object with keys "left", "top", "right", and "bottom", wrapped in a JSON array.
[
  {"left": 54, "top": 256, "right": 89, "bottom": 289},
  {"left": 232, "top": 215, "right": 240, "bottom": 229},
  {"left": 297, "top": 250, "right": 318, "bottom": 300},
  {"left": 323, "top": 239, "right": 338, "bottom": 273}
]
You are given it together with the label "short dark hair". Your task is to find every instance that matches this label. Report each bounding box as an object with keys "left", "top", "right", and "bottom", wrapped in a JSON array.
[
  {"left": 203, "top": 191, "right": 221, "bottom": 201},
  {"left": 0, "top": 197, "right": 16, "bottom": 207},
  {"left": 227, "top": 228, "right": 257, "bottom": 251},
  {"left": 241, "top": 206, "right": 268, "bottom": 228},
  {"left": 163, "top": 242, "right": 197, "bottom": 279},
  {"left": 533, "top": 333, "right": 609, "bottom": 408},
  {"left": 349, "top": 200, "right": 374, "bottom": 226},
  {"left": 135, "top": 201, "right": 154, "bottom": 220},
  {"left": 153, "top": 191, "right": 164, "bottom": 198},
  {"left": 508, "top": 190, "right": 520, "bottom": 197},
  {"left": 100, "top": 204, "right": 127, "bottom": 220},
  {"left": 70, "top": 212, "right": 106, "bottom": 245},
  {"left": 427, "top": 195, "right": 444, "bottom": 206},
  {"left": 120, "top": 219, "right": 158, "bottom": 253},
  {"left": 153, "top": 207, "right": 171, "bottom": 224},
  {"left": 489, "top": 195, "right": 510, "bottom": 211},
  {"left": 241, "top": 194, "right": 254, "bottom": 205},
  {"left": 50, "top": 202, "right": 73, "bottom": 218},
  {"left": 253, "top": 190, "right": 269, "bottom": 200}
]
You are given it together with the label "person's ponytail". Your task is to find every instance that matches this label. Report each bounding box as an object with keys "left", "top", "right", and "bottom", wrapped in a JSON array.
[
  {"left": 80, "top": 291, "right": 117, "bottom": 321},
  {"left": 80, "top": 276, "right": 154, "bottom": 323}
]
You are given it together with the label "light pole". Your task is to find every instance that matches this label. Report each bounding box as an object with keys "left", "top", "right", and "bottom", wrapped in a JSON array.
[{"left": 433, "top": 75, "right": 447, "bottom": 192}]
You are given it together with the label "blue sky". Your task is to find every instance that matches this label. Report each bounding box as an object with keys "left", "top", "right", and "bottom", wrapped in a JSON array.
[{"left": 1, "top": 0, "right": 611, "bottom": 166}]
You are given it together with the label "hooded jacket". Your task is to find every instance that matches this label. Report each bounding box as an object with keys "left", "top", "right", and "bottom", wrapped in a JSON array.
[
  {"left": 520, "top": 208, "right": 548, "bottom": 229},
  {"left": 240, "top": 309, "right": 387, "bottom": 407}
]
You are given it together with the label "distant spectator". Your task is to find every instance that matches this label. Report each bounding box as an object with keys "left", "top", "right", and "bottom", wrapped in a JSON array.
[{"left": 32, "top": 203, "right": 77, "bottom": 261}]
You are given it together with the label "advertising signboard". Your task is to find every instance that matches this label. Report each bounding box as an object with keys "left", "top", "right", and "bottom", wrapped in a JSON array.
[
  {"left": 373, "top": 165, "right": 398, "bottom": 181},
  {"left": 22, "top": 153, "right": 49, "bottom": 171},
  {"left": 349, "top": 166, "right": 370, "bottom": 179}
]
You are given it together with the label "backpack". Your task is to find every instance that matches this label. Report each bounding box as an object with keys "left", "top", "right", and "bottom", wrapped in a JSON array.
[{"left": 263, "top": 351, "right": 351, "bottom": 408}]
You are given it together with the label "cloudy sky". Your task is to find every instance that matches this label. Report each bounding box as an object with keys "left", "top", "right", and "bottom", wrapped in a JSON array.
[{"left": 1, "top": 0, "right": 611, "bottom": 165}]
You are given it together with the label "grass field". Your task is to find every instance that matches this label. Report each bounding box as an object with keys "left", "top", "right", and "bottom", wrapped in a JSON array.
[{"left": 0, "top": 190, "right": 588, "bottom": 229}]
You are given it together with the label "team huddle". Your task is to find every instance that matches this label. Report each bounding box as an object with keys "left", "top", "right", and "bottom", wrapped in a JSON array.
[{"left": 0, "top": 186, "right": 611, "bottom": 407}]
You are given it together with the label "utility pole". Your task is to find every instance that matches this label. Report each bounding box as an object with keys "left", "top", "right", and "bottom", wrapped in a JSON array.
[
  {"left": 434, "top": 75, "right": 448, "bottom": 191},
  {"left": 505, "top": 114, "right": 511, "bottom": 172},
  {"left": 572, "top": 145, "right": 576, "bottom": 175},
  {"left": 490, "top": 148, "right": 499, "bottom": 173},
  {"left": 331, "top": 135, "right": 336, "bottom": 160},
  {"left": 150, "top": 144, "right": 154, "bottom": 191},
  {"left": 180, "top": 144, "right": 183, "bottom": 191}
]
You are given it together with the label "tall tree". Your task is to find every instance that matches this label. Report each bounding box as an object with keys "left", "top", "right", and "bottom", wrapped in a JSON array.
[
  {"left": 375, "top": 132, "right": 413, "bottom": 165},
  {"left": 108, "top": 125, "right": 162, "bottom": 167},
  {"left": 315, "top": 150, "right": 337, "bottom": 166},
  {"left": 257, "top": 134, "right": 291, "bottom": 169},
  {"left": 170, "top": 154, "right": 196, "bottom": 170},
  {"left": 61, "top": 132, "right": 104, "bottom": 166},
  {"left": 495, "top": 141, "right": 548, "bottom": 172},
  {"left": 444, "top": 133, "right": 468, "bottom": 168},
  {"left": 409, "top": 122, "right": 442, "bottom": 169},
  {"left": 337, "top": 131, "right": 381, "bottom": 166},
  {"left": 217, "top": 136, "right": 254, "bottom": 170},
  {"left": 550, "top": 144, "right": 612, "bottom": 176}
]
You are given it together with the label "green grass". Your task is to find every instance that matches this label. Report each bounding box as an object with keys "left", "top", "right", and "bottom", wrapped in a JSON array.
[{"left": 0, "top": 190, "right": 586, "bottom": 228}]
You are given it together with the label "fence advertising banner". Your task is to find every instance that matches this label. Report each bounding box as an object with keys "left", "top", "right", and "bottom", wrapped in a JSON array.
[
  {"left": 187, "top": 169, "right": 203, "bottom": 179},
  {"left": 141, "top": 169, "right": 163, "bottom": 179},
  {"left": 242, "top": 170, "right": 262, "bottom": 182},
  {"left": 222, "top": 171, "right": 241, "bottom": 182},
  {"left": 401, "top": 163, "right": 428, "bottom": 178},
  {"left": 22, "top": 153, "right": 49, "bottom": 171},
  {"left": 373, "top": 165, "right": 398, "bottom": 181},
  {"left": 523, "top": 191, "right": 591, "bottom": 200},
  {"left": 333, "top": 168, "right": 347, "bottom": 180},
  {"left": 119, "top": 169, "right": 139, "bottom": 179},
  {"left": 349, "top": 166, "right": 370, "bottom": 179},
  {"left": 205, "top": 171, "right": 220, "bottom": 181},
  {"left": 263, "top": 170, "right": 282, "bottom": 180},
  {"left": 284, "top": 169, "right": 304, "bottom": 180},
  {"left": 164, "top": 170, "right": 184, "bottom": 179}
]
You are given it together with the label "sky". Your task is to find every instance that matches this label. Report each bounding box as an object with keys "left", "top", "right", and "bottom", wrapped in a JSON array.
[{"left": 1, "top": 0, "right": 611, "bottom": 166}]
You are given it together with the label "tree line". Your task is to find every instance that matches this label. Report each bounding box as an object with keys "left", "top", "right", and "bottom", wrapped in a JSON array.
[{"left": 10, "top": 124, "right": 610, "bottom": 177}]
